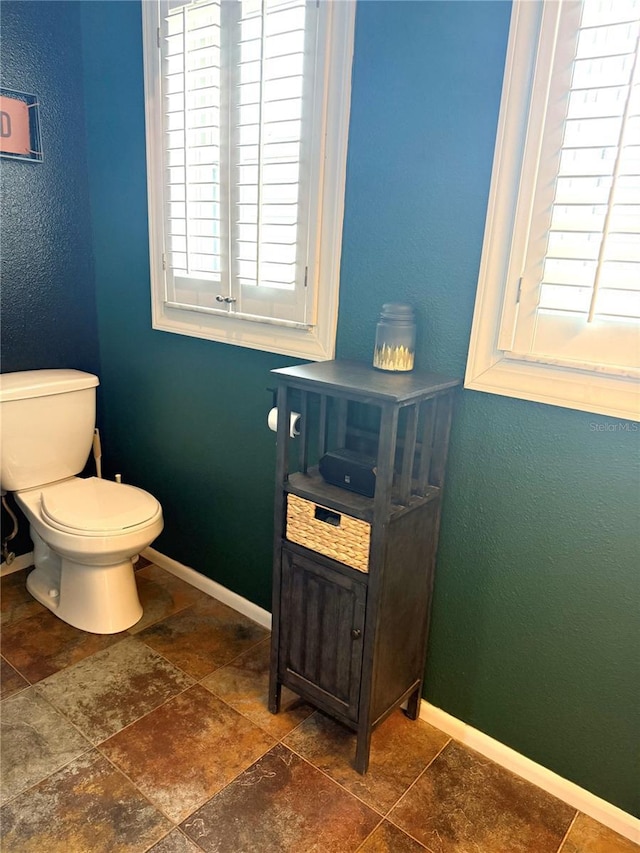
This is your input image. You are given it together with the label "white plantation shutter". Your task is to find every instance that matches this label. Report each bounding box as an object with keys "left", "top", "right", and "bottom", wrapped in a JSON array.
[
  {"left": 229, "top": 0, "right": 317, "bottom": 323},
  {"left": 466, "top": 0, "right": 639, "bottom": 419},
  {"left": 164, "top": 1, "right": 224, "bottom": 306},
  {"left": 147, "top": 0, "right": 348, "bottom": 332},
  {"left": 501, "top": 0, "right": 640, "bottom": 376},
  {"left": 161, "top": 0, "right": 311, "bottom": 324}
]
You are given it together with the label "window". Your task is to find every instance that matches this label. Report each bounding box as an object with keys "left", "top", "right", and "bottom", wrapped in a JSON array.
[
  {"left": 466, "top": 0, "right": 640, "bottom": 420},
  {"left": 142, "top": 0, "right": 355, "bottom": 359}
]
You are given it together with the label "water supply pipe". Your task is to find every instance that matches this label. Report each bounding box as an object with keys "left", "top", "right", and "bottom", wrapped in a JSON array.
[
  {"left": 1, "top": 490, "right": 18, "bottom": 565},
  {"left": 93, "top": 428, "right": 102, "bottom": 478}
]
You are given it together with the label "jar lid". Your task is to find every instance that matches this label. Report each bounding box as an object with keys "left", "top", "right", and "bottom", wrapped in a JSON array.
[{"left": 379, "top": 303, "right": 415, "bottom": 320}]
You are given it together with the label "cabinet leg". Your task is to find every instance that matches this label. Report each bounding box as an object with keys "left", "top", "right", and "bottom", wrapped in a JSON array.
[
  {"left": 354, "top": 727, "right": 372, "bottom": 775},
  {"left": 268, "top": 678, "right": 281, "bottom": 714},
  {"left": 404, "top": 684, "right": 422, "bottom": 720}
]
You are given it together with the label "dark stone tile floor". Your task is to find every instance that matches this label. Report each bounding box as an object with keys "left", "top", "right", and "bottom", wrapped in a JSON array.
[{"left": 1, "top": 564, "right": 637, "bottom": 853}]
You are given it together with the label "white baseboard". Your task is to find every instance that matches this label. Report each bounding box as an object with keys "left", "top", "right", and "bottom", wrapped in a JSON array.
[
  {"left": 142, "top": 547, "right": 272, "bottom": 631},
  {"left": 141, "top": 547, "right": 638, "bottom": 844},
  {"left": 1, "top": 551, "right": 34, "bottom": 577},
  {"left": 420, "top": 702, "right": 640, "bottom": 844}
]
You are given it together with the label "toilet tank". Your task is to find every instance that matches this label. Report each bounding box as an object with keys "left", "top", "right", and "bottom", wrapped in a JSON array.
[{"left": 0, "top": 369, "right": 99, "bottom": 492}]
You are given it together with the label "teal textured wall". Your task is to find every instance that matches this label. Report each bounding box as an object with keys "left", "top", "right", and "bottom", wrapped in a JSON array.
[
  {"left": 0, "top": 1, "right": 100, "bottom": 556},
  {"left": 77, "top": 0, "right": 639, "bottom": 816},
  {"left": 0, "top": 1, "right": 99, "bottom": 375}
]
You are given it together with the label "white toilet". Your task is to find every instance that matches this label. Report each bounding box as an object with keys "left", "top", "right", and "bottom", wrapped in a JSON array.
[{"left": 0, "top": 369, "right": 163, "bottom": 634}]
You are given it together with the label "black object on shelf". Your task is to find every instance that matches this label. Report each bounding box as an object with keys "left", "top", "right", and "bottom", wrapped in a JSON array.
[{"left": 319, "top": 448, "right": 377, "bottom": 498}]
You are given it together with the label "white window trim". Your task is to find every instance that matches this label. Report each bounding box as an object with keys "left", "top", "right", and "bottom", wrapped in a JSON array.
[
  {"left": 465, "top": 0, "right": 640, "bottom": 422},
  {"left": 142, "top": 1, "right": 355, "bottom": 361}
]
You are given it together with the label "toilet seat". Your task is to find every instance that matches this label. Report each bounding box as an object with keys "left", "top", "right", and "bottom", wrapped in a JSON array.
[{"left": 40, "top": 477, "right": 161, "bottom": 536}]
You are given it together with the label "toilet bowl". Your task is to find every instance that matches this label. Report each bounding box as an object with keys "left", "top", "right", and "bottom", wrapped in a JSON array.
[{"left": 16, "top": 476, "right": 163, "bottom": 634}]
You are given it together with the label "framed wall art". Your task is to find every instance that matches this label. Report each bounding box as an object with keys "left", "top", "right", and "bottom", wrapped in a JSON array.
[{"left": 0, "top": 88, "right": 43, "bottom": 162}]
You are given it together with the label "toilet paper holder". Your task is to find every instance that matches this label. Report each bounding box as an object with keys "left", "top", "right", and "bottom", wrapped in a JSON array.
[
  {"left": 266, "top": 388, "right": 301, "bottom": 439},
  {"left": 267, "top": 406, "right": 301, "bottom": 438}
]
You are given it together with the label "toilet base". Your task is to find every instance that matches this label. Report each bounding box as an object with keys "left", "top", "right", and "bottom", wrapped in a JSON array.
[{"left": 27, "top": 555, "right": 143, "bottom": 635}]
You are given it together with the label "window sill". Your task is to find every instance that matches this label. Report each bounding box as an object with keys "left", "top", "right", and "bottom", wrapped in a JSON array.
[
  {"left": 465, "top": 354, "right": 640, "bottom": 422},
  {"left": 152, "top": 302, "right": 336, "bottom": 361}
]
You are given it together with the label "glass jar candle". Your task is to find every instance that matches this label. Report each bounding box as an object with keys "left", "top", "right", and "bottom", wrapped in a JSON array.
[{"left": 373, "top": 303, "right": 416, "bottom": 372}]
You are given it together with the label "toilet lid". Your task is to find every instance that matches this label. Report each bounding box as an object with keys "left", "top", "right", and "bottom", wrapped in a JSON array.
[{"left": 40, "top": 477, "right": 160, "bottom": 533}]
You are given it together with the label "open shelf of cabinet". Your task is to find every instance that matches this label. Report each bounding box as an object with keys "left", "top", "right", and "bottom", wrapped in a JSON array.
[
  {"left": 268, "top": 359, "right": 460, "bottom": 773},
  {"left": 284, "top": 469, "right": 441, "bottom": 523}
]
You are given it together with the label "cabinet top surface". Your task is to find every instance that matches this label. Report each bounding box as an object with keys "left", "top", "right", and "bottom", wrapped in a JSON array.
[{"left": 271, "top": 360, "right": 461, "bottom": 402}]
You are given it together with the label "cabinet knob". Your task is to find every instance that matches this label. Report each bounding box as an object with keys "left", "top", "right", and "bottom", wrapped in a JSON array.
[{"left": 351, "top": 628, "right": 362, "bottom": 640}]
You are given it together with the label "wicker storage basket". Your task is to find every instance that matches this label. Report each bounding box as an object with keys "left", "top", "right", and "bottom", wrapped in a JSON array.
[{"left": 286, "top": 494, "right": 371, "bottom": 573}]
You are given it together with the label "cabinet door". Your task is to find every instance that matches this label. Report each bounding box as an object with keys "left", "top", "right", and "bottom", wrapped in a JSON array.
[{"left": 279, "top": 548, "right": 366, "bottom": 722}]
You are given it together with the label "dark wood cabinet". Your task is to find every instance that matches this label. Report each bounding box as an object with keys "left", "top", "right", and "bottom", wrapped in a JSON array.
[{"left": 268, "top": 359, "right": 460, "bottom": 773}]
